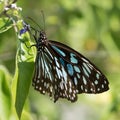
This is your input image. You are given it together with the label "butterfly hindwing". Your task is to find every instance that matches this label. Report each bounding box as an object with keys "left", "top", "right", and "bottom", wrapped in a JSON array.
[{"left": 32, "top": 45, "right": 78, "bottom": 102}]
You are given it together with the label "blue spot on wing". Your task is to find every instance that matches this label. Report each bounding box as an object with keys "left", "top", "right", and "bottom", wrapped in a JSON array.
[
  {"left": 52, "top": 45, "right": 66, "bottom": 57},
  {"left": 59, "top": 58, "right": 65, "bottom": 66},
  {"left": 74, "top": 66, "right": 81, "bottom": 73},
  {"left": 67, "top": 64, "right": 74, "bottom": 76},
  {"left": 70, "top": 53, "right": 78, "bottom": 64}
]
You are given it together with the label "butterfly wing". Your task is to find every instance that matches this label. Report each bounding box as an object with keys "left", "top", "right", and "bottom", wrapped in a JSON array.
[
  {"left": 33, "top": 40, "right": 109, "bottom": 102},
  {"left": 48, "top": 40, "right": 109, "bottom": 94}
]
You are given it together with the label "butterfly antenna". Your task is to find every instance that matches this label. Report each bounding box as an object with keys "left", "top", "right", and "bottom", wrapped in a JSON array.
[
  {"left": 41, "top": 10, "right": 46, "bottom": 32},
  {"left": 26, "top": 16, "right": 42, "bottom": 31}
]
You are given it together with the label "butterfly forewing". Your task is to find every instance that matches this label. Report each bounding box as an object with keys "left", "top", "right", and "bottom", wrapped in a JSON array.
[
  {"left": 48, "top": 41, "right": 109, "bottom": 94},
  {"left": 33, "top": 39, "right": 109, "bottom": 102}
]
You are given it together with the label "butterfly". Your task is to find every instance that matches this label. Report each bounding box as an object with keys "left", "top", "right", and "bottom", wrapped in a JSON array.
[{"left": 20, "top": 21, "right": 109, "bottom": 102}]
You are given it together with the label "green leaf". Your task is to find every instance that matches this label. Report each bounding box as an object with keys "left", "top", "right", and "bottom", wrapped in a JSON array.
[
  {"left": 15, "top": 61, "right": 34, "bottom": 119},
  {"left": 0, "top": 65, "right": 12, "bottom": 120},
  {"left": 0, "top": 18, "right": 13, "bottom": 33},
  {"left": 0, "top": 1, "right": 4, "bottom": 13},
  {"left": 14, "top": 24, "right": 35, "bottom": 119}
]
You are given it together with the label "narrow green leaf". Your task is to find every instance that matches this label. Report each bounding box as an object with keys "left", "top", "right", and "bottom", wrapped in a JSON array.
[
  {"left": 0, "top": 65, "right": 12, "bottom": 120},
  {"left": 15, "top": 61, "right": 34, "bottom": 118}
]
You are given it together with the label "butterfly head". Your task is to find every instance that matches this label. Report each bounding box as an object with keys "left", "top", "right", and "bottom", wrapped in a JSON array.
[
  {"left": 39, "top": 30, "right": 47, "bottom": 42},
  {"left": 40, "top": 31, "right": 47, "bottom": 41}
]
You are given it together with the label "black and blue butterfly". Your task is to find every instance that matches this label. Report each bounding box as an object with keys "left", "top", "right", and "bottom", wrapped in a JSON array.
[{"left": 20, "top": 20, "right": 109, "bottom": 102}]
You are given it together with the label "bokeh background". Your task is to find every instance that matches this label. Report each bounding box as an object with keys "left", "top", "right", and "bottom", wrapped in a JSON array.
[{"left": 0, "top": 0, "right": 120, "bottom": 120}]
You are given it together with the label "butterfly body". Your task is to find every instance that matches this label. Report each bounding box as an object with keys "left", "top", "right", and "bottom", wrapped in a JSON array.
[{"left": 20, "top": 24, "right": 109, "bottom": 102}]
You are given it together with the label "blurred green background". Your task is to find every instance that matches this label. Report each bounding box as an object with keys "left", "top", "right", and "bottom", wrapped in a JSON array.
[{"left": 0, "top": 0, "right": 120, "bottom": 120}]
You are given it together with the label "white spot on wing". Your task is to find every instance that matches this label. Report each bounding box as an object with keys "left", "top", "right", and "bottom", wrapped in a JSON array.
[
  {"left": 69, "top": 88, "right": 72, "bottom": 93},
  {"left": 85, "top": 89, "right": 87, "bottom": 92},
  {"left": 83, "top": 63, "right": 91, "bottom": 74},
  {"left": 101, "top": 84, "right": 104, "bottom": 88},
  {"left": 97, "top": 88, "right": 100, "bottom": 91},
  {"left": 82, "top": 67, "right": 89, "bottom": 77},
  {"left": 62, "top": 67, "right": 67, "bottom": 82},
  {"left": 74, "top": 77, "right": 78, "bottom": 85},
  {"left": 45, "top": 47, "right": 53, "bottom": 59},
  {"left": 37, "top": 80, "right": 39, "bottom": 83},
  {"left": 81, "top": 85, "right": 83, "bottom": 90},
  {"left": 60, "top": 82, "right": 64, "bottom": 90},
  {"left": 94, "top": 80, "right": 98, "bottom": 85},
  {"left": 55, "top": 57, "right": 60, "bottom": 68},
  {"left": 81, "top": 57, "right": 89, "bottom": 63},
  {"left": 77, "top": 73, "right": 80, "bottom": 78},
  {"left": 83, "top": 76, "right": 87, "bottom": 85},
  {"left": 96, "top": 73, "right": 100, "bottom": 79}
]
